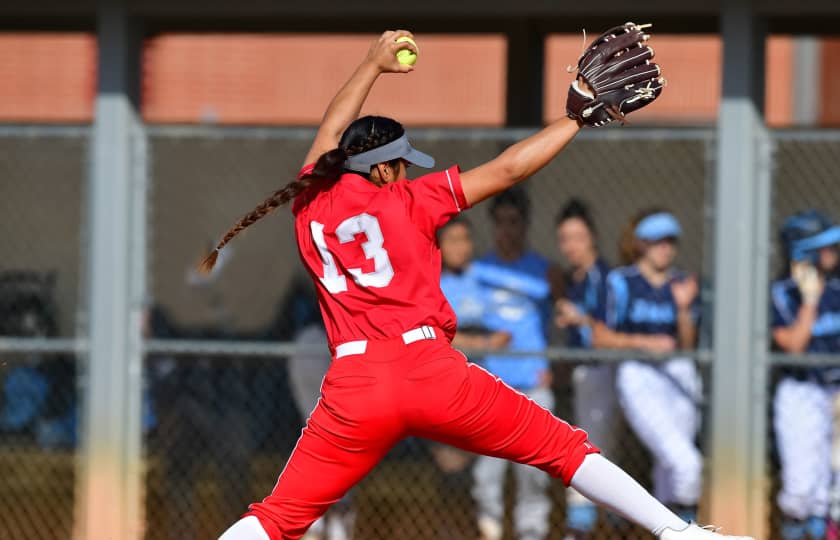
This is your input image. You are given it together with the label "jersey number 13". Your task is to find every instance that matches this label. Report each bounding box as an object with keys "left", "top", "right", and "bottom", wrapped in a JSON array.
[{"left": 310, "top": 213, "right": 394, "bottom": 294}]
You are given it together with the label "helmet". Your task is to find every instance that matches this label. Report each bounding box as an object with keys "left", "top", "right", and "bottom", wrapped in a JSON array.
[{"left": 779, "top": 209, "right": 840, "bottom": 263}]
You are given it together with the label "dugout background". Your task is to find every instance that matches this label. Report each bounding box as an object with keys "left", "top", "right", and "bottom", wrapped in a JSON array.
[
  {"left": 3, "top": 1, "right": 840, "bottom": 539},
  {"left": 4, "top": 125, "right": 840, "bottom": 539}
]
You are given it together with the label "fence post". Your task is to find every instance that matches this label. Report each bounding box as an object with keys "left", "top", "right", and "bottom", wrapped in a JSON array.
[
  {"left": 708, "top": 2, "right": 770, "bottom": 538},
  {"left": 75, "top": 1, "right": 145, "bottom": 539},
  {"left": 506, "top": 21, "right": 544, "bottom": 127},
  {"left": 793, "top": 36, "right": 821, "bottom": 126}
]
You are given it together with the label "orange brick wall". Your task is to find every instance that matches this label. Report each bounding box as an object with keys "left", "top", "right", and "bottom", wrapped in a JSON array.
[
  {"left": 0, "top": 33, "right": 96, "bottom": 122},
  {"left": 142, "top": 34, "right": 507, "bottom": 126},
  {"left": 0, "top": 31, "right": 833, "bottom": 126},
  {"left": 766, "top": 37, "right": 794, "bottom": 126},
  {"left": 821, "top": 38, "right": 840, "bottom": 125}
]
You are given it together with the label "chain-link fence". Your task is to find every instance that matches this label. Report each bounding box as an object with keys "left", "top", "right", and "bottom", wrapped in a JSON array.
[
  {"left": 4, "top": 125, "right": 840, "bottom": 540},
  {"left": 140, "top": 127, "right": 714, "bottom": 540},
  {"left": 0, "top": 127, "right": 87, "bottom": 540},
  {"left": 145, "top": 128, "right": 713, "bottom": 334},
  {"left": 765, "top": 132, "right": 840, "bottom": 540}
]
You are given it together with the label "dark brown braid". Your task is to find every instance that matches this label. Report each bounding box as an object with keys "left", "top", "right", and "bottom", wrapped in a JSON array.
[
  {"left": 198, "top": 175, "right": 323, "bottom": 273},
  {"left": 198, "top": 115, "right": 405, "bottom": 274}
]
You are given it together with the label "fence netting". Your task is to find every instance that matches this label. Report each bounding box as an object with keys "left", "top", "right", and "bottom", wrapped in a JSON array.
[
  {"left": 0, "top": 129, "right": 86, "bottom": 540},
  {"left": 142, "top": 128, "right": 713, "bottom": 540},
  {"left": 765, "top": 133, "right": 840, "bottom": 540},
  {"left": 5, "top": 126, "right": 840, "bottom": 540}
]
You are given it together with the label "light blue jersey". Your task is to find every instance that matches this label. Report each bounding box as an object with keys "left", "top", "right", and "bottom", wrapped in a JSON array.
[
  {"left": 473, "top": 251, "right": 551, "bottom": 389},
  {"left": 440, "top": 266, "right": 492, "bottom": 331}
]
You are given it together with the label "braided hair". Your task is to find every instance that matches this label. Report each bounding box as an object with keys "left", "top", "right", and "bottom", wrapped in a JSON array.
[{"left": 199, "top": 116, "right": 405, "bottom": 273}]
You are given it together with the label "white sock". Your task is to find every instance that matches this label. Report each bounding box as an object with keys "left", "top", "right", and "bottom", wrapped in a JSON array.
[
  {"left": 218, "top": 516, "right": 271, "bottom": 540},
  {"left": 569, "top": 454, "right": 688, "bottom": 536}
]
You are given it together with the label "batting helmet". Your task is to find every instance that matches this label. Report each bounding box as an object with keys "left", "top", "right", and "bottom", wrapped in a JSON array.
[{"left": 779, "top": 209, "right": 840, "bottom": 263}]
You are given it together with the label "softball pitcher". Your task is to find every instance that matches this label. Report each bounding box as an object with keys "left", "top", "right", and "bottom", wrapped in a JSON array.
[
  {"left": 593, "top": 210, "right": 703, "bottom": 523},
  {"left": 771, "top": 210, "right": 840, "bottom": 540},
  {"left": 201, "top": 28, "right": 750, "bottom": 540}
]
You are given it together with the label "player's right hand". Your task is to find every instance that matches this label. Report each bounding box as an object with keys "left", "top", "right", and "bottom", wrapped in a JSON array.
[
  {"left": 554, "top": 299, "right": 586, "bottom": 328},
  {"left": 365, "top": 30, "right": 417, "bottom": 74},
  {"left": 791, "top": 261, "right": 824, "bottom": 305},
  {"left": 641, "top": 334, "right": 677, "bottom": 354}
]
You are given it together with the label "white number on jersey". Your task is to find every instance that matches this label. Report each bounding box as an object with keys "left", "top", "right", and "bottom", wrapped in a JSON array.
[
  {"left": 310, "top": 213, "right": 394, "bottom": 294},
  {"left": 310, "top": 221, "right": 348, "bottom": 293}
]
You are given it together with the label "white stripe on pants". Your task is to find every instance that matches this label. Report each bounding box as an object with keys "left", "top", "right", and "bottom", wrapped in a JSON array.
[
  {"left": 773, "top": 377, "right": 834, "bottom": 519},
  {"left": 616, "top": 358, "right": 702, "bottom": 506},
  {"left": 471, "top": 386, "right": 555, "bottom": 540}
]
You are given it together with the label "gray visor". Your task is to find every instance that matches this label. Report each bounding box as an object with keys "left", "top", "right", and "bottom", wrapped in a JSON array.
[{"left": 344, "top": 134, "right": 435, "bottom": 173}]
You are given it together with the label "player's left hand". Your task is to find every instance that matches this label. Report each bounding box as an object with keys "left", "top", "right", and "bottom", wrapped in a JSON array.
[
  {"left": 566, "top": 22, "right": 665, "bottom": 127},
  {"left": 671, "top": 275, "right": 699, "bottom": 309}
]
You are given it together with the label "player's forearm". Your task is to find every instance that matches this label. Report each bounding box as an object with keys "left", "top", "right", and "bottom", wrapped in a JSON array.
[
  {"left": 676, "top": 308, "right": 697, "bottom": 349},
  {"left": 303, "top": 61, "right": 381, "bottom": 165},
  {"left": 461, "top": 117, "right": 580, "bottom": 205},
  {"left": 774, "top": 305, "right": 818, "bottom": 353},
  {"left": 501, "top": 117, "right": 581, "bottom": 181},
  {"left": 320, "top": 62, "right": 381, "bottom": 142},
  {"left": 451, "top": 332, "right": 485, "bottom": 350},
  {"left": 592, "top": 322, "right": 645, "bottom": 350},
  {"left": 452, "top": 332, "right": 497, "bottom": 350}
]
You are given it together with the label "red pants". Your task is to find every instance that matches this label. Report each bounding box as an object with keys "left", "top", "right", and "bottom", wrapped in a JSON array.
[{"left": 245, "top": 331, "right": 598, "bottom": 540}]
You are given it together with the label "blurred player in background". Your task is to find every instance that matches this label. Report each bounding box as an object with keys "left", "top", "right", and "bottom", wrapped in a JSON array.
[
  {"left": 439, "top": 216, "right": 512, "bottom": 354},
  {"left": 470, "top": 187, "right": 554, "bottom": 540},
  {"left": 553, "top": 199, "right": 616, "bottom": 540},
  {"left": 438, "top": 215, "right": 510, "bottom": 538},
  {"left": 205, "top": 28, "right": 750, "bottom": 540},
  {"left": 593, "top": 209, "right": 703, "bottom": 524},
  {"left": 0, "top": 272, "right": 58, "bottom": 443},
  {"left": 771, "top": 210, "right": 840, "bottom": 540}
]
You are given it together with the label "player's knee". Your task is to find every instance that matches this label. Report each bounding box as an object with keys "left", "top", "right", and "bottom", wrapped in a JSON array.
[{"left": 558, "top": 433, "right": 601, "bottom": 485}]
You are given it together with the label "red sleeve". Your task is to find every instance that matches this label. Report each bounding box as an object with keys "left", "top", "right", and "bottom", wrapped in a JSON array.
[
  {"left": 292, "top": 164, "right": 317, "bottom": 215},
  {"left": 400, "top": 165, "right": 470, "bottom": 237},
  {"left": 298, "top": 163, "right": 315, "bottom": 180}
]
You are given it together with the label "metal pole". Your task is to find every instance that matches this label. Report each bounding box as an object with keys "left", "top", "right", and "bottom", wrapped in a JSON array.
[
  {"left": 708, "top": 2, "right": 770, "bottom": 538},
  {"left": 75, "top": 1, "right": 144, "bottom": 539},
  {"left": 506, "top": 20, "right": 544, "bottom": 126},
  {"left": 793, "top": 36, "right": 821, "bottom": 126}
]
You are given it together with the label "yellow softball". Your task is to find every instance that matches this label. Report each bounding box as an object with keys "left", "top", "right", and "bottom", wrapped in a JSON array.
[{"left": 396, "top": 36, "right": 418, "bottom": 66}]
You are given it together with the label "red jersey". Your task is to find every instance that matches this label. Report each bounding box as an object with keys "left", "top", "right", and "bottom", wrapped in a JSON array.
[{"left": 292, "top": 165, "right": 470, "bottom": 349}]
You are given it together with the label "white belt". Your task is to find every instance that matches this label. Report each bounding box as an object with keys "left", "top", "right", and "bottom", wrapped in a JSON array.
[{"left": 334, "top": 326, "right": 437, "bottom": 359}]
